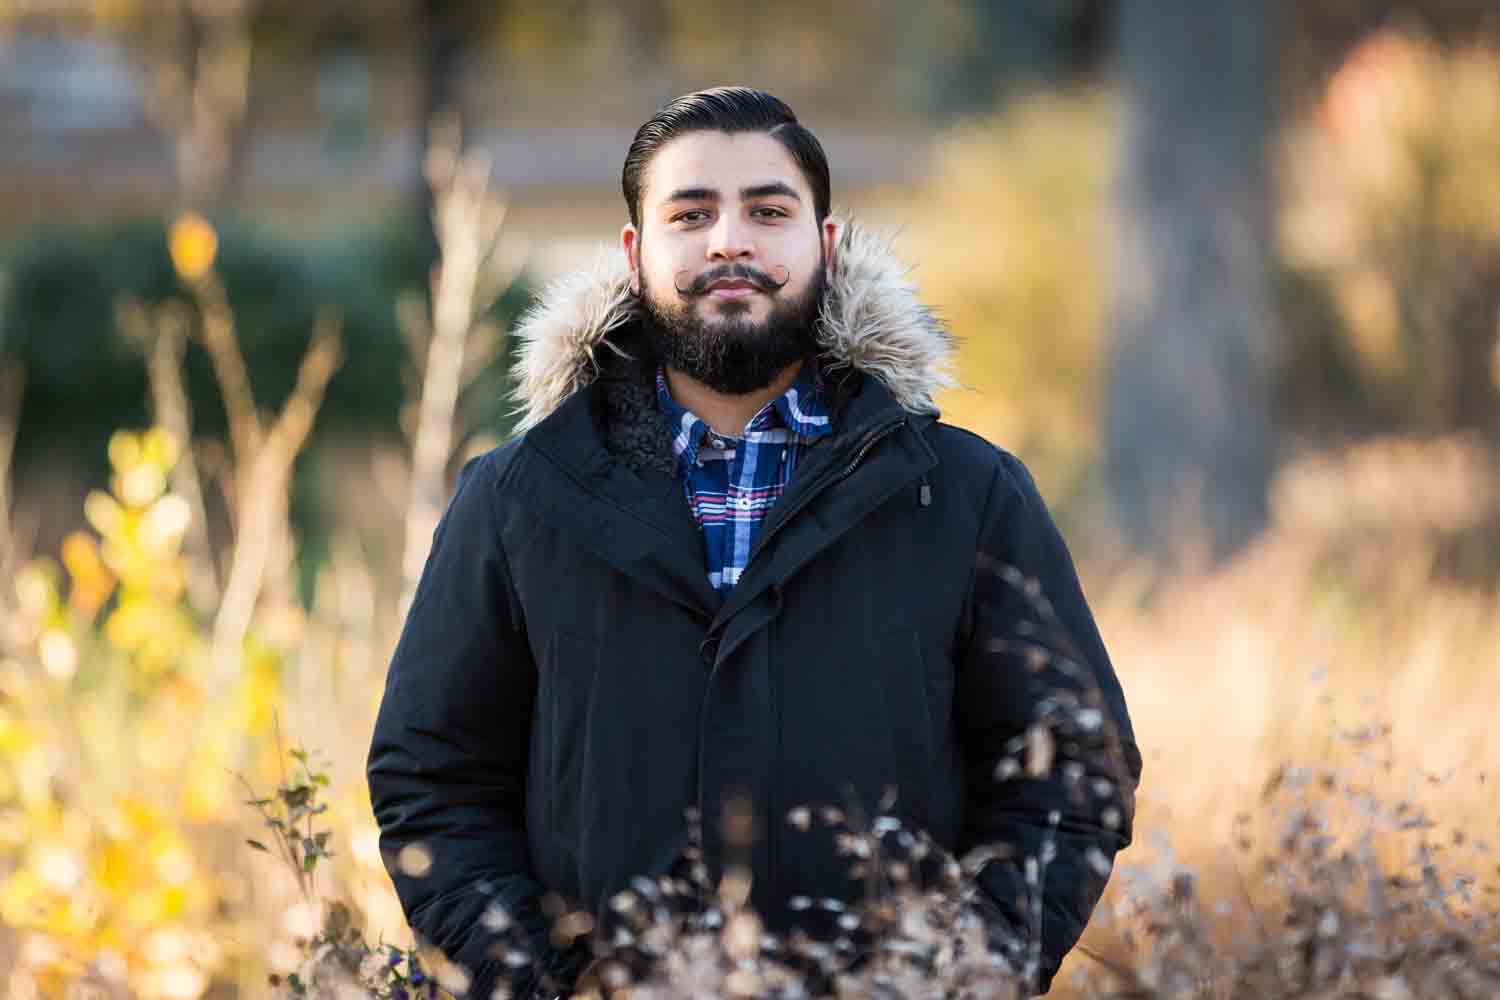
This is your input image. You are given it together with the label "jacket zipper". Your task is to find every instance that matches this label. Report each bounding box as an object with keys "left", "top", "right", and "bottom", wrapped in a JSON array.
[
  {"left": 747, "top": 416, "right": 908, "bottom": 567},
  {"left": 837, "top": 418, "right": 907, "bottom": 482},
  {"left": 751, "top": 415, "right": 907, "bottom": 910}
]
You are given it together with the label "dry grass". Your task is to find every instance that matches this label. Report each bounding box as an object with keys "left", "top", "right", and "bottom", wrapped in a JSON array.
[
  {"left": 9, "top": 422, "right": 1497, "bottom": 998},
  {"left": 1047, "top": 432, "right": 1500, "bottom": 996}
]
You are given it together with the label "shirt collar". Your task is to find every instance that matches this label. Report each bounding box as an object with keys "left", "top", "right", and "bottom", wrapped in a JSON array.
[
  {"left": 655, "top": 360, "right": 833, "bottom": 471},
  {"left": 656, "top": 366, "right": 708, "bottom": 469},
  {"left": 768, "top": 362, "right": 833, "bottom": 439}
]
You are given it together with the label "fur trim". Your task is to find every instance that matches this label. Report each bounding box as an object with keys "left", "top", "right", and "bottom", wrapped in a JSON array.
[
  {"left": 508, "top": 219, "right": 956, "bottom": 432},
  {"left": 818, "top": 222, "right": 957, "bottom": 415}
]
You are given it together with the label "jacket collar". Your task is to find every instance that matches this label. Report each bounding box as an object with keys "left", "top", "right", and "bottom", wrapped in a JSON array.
[
  {"left": 505, "top": 219, "right": 951, "bottom": 627},
  {"left": 508, "top": 218, "right": 958, "bottom": 436},
  {"left": 515, "top": 369, "right": 939, "bottom": 630}
]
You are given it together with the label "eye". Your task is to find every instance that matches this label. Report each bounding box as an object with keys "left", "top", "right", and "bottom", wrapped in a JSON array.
[
  {"left": 753, "top": 206, "right": 789, "bottom": 219},
  {"left": 673, "top": 209, "right": 710, "bottom": 224}
]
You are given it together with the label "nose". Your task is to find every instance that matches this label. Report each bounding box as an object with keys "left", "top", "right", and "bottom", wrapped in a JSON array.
[{"left": 706, "top": 216, "right": 754, "bottom": 263}]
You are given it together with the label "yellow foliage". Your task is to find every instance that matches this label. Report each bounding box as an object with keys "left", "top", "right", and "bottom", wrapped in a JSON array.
[
  {"left": 60, "top": 532, "right": 113, "bottom": 622},
  {"left": 1312, "top": 31, "right": 1500, "bottom": 240},
  {"left": 1, "top": 427, "right": 286, "bottom": 995},
  {"left": 1279, "top": 28, "right": 1500, "bottom": 427},
  {"left": 901, "top": 87, "right": 1116, "bottom": 503},
  {"left": 168, "top": 212, "right": 219, "bottom": 282}
]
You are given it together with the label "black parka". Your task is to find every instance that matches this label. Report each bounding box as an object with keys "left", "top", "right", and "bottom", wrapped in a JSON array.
[{"left": 367, "top": 223, "right": 1141, "bottom": 998}]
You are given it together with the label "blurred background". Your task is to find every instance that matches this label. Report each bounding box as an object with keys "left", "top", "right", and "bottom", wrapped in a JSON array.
[{"left": 2, "top": 1, "right": 1499, "bottom": 996}]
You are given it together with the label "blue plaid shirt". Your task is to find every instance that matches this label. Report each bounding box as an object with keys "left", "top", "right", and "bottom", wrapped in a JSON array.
[{"left": 656, "top": 363, "right": 834, "bottom": 596}]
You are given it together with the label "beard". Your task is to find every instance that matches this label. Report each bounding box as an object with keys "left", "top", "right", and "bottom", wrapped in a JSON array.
[{"left": 637, "top": 259, "right": 828, "bottom": 395}]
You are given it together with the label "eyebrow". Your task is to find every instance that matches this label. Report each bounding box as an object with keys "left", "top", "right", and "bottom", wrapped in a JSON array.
[
  {"left": 661, "top": 182, "right": 804, "bottom": 205},
  {"left": 740, "top": 182, "right": 802, "bottom": 203}
]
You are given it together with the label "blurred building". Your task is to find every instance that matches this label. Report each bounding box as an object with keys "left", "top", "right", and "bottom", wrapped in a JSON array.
[{"left": 0, "top": 19, "right": 961, "bottom": 268}]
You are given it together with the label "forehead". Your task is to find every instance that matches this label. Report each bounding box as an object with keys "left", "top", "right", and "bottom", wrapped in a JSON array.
[{"left": 642, "top": 131, "right": 812, "bottom": 205}]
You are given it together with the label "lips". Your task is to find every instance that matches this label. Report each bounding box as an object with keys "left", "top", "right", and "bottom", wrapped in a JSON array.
[
  {"left": 704, "top": 278, "right": 762, "bottom": 300},
  {"left": 706, "top": 279, "right": 759, "bottom": 295},
  {"left": 678, "top": 266, "right": 781, "bottom": 299}
]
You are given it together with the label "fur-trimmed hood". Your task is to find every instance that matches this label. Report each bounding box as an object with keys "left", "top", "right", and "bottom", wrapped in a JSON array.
[{"left": 508, "top": 220, "right": 957, "bottom": 433}]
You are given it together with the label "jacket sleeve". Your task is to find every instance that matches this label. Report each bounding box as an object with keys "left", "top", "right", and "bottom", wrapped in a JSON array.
[
  {"left": 954, "top": 451, "right": 1142, "bottom": 994},
  {"left": 367, "top": 453, "right": 572, "bottom": 999}
]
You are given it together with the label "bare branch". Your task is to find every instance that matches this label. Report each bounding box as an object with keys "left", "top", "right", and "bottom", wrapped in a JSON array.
[
  {"left": 399, "top": 117, "right": 510, "bottom": 618},
  {"left": 457, "top": 320, "right": 503, "bottom": 390},
  {"left": 265, "top": 308, "right": 343, "bottom": 463},
  {"left": 211, "top": 308, "right": 342, "bottom": 686},
  {"left": 395, "top": 290, "right": 432, "bottom": 381},
  {"left": 192, "top": 272, "right": 263, "bottom": 462},
  {"left": 135, "top": 295, "right": 222, "bottom": 611}
]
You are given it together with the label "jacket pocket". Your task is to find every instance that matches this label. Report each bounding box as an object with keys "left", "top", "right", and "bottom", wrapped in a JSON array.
[{"left": 545, "top": 629, "right": 600, "bottom": 852}]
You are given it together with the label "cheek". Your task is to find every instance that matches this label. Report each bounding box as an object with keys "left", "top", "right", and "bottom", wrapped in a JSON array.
[
  {"left": 780, "top": 257, "right": 824, "bottom": 295},
  {"left": 770, "top": 235, "right": 822, "bottom": 280},
  {"left": 654, "top": 254, "right": 701, "bottom": 292},
  {"left": 639, "top": 230, "right": 687, "bottom": 274}
]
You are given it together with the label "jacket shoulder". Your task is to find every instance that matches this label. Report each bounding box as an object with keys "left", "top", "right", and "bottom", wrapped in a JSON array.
[
  {"left": 924, "top": 421, "right": 1038, "bottom": 504},
  {"left": 458, "top": 437, "right": 527, "bottom": 490}
]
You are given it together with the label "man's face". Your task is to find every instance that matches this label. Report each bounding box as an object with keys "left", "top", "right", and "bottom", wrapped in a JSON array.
[{"left": 622, "top": 130, "right": 838, "bottom": 394}]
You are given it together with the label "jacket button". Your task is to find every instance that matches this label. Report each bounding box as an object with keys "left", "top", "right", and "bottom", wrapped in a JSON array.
[{"left": 699, "top": 635, "right": 720, "bottom": 665}]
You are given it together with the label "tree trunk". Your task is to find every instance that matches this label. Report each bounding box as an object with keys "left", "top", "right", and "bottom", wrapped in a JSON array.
[{"left": 1105, "top": 0, "right": 1280, "bottom": 560}]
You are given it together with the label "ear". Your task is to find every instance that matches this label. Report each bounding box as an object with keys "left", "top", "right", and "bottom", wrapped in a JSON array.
[
  {"left": 621, "top": 223, "right": 641, "bottom": 293},
  {"left": 821, "top": 217, "right": 841, "bottom": 278}
]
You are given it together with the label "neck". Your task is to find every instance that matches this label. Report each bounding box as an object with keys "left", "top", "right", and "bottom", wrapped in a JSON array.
[{"left": 665, "top": 359, "right": 806, "bottom": 437}]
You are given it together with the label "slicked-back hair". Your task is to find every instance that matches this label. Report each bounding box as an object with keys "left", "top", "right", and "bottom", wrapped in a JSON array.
[{"left": 622, "top": 86, "right": 832, "bottom": 228}]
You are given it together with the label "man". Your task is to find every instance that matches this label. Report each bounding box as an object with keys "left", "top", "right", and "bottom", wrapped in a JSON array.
[{"left": 368, "top": 87, "right": 1140, "bottom": 999}]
